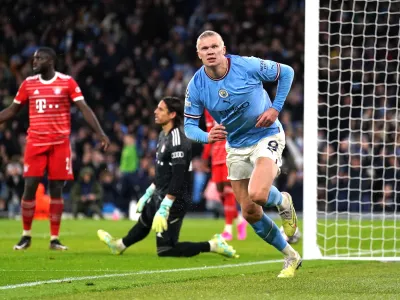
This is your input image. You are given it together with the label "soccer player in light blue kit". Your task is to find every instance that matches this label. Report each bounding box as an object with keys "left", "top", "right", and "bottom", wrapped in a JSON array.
[{"left": 184, "top": 31, "right": 302, "bottom": 278}]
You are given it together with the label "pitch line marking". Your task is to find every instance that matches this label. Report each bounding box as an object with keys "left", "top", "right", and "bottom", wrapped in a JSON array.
[{"left": 0, "top": 259, "right": 283, "bottom": 290}]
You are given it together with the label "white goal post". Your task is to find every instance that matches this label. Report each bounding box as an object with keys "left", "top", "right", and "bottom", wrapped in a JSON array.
[{"left": 303, "top": 0, "right": 400, "bottom": 261}]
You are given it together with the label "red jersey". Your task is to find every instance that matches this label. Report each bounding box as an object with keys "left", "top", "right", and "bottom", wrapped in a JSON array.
[
  {"left": 201, "top": 110, "right": 227, "bottom": 165},
  {"left": 14, "top": 72, "right": 84, "bottom": 145}
]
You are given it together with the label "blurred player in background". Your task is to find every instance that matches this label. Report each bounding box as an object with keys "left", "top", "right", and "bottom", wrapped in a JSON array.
[
  {"left": 0, "top": 47, "right": 110, "bottom": 250},
  {"left": 202, "top": 110, "right": 247, "bottom": 241},
  {"left": 184, "top": 31, "right": 301, "bottom": 277},
  {"left": 98, "top": 97, "right": 238, "bottom": 258}
]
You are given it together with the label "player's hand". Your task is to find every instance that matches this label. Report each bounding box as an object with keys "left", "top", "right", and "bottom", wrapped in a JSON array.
[
  {"left": 99, "top": 134, "right": 110, "bottom": 151},
  {"left": 152, "top": 197, "right": 174, "bottom": 233},
  {"left": 208, "top": 124, "right": 227, "bottom": 144},
  {"left": 256, "top": 108, "right": 279, "bottom": 128},
  {"left": 136, "top": 185, "right": 155, "bottom": 213}
]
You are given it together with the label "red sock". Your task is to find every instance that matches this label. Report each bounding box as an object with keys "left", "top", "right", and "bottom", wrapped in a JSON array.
[
  {"left": 21, "top": 199, "right": 36, "bottom": 231},
  {"left": 223, "top": 187, "right": 238, "bottom": 225},
  {"left": 50, "top": 199, "right": 64, "bottom": 236}
]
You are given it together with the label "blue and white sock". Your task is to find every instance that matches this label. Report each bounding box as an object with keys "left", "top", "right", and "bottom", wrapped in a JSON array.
[
  {"left": 250, "top": 213, "right": 287, "bottom": 251},
  {"left": 264, "top": 185, "right": 283, "bottom": 208}
]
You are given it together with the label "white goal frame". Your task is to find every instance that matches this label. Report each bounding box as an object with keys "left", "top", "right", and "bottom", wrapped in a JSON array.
[
  {"left": 303, "top": 0, "right": 400, "bottom": 261},
  {"left": 303, "top": 0, "right": 321, "bottom": 260}
]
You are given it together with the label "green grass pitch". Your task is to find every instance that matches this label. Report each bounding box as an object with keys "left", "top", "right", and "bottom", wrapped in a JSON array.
[{"left": 0, "top": 218, "right": 399, "bottom": 299}]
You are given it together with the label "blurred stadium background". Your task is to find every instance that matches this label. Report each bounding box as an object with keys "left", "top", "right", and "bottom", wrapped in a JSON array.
[
  {"left": 0, "top": 0, "right": 305, "bottom": 219},
  {"left": 2, "top": 1, "right": 400, "bottom": 299}
]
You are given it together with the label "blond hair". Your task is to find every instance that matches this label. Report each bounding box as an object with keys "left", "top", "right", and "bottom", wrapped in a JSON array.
[{"left": 196, "top": 30, "right": 225, "bottom": 50}]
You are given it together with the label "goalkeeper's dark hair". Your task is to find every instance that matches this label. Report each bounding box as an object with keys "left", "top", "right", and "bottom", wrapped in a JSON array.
[
  {"left": 162, "top": 96, "right": 184, "bottom": 128},
  {"left": 37, "top": 47, "right": 57, "bottom": 65}
]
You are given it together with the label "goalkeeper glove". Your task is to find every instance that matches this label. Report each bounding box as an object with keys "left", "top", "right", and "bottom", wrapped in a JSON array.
[
  {"left": 152, "top": 197, "right": 174, "bottom": 233},
  {"left": 136, "top": 184, "right": 155, "bottom": 213}
]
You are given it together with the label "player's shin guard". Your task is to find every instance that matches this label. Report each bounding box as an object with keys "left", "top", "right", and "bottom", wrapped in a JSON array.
[
  {"left": 250, "top": 213, "right": 287, "bottom": 251},
  {"left": 49, "top": 198, "right": 64, "bottom": 238},
  {"left": 264, "top": 185, "right": 283, "bottom": 207},
  {"left": 21, "top": 199, "right": 36, "bottom": 232}
]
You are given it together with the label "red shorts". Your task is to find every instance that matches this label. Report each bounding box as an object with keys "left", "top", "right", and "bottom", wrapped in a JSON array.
[
  {"left": 23, "top": 139, "right": 74, "bottom": 180},
  {"left": 211, "top": 164, "right": 229, "bottom": 183}
]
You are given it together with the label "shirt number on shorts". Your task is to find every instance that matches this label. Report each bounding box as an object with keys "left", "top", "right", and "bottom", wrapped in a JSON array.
[{"left": 267, "top": 140, "right": 278, "bottom": 153}]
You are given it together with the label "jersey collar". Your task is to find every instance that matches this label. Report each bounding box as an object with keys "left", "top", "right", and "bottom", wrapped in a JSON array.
[
  {"left": 204, "top": 57, "right": 231, "bottom": 81},
  {"left": 39, "top": 72, "right": 58, "bottom": 84}
]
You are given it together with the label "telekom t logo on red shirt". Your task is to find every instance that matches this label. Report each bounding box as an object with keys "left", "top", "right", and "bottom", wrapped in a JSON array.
[{"left": 36, "top": 99, "right": 46, "bottom": 113}]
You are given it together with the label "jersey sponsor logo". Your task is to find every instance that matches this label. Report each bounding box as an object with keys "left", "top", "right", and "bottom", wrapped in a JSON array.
[
  {"left": 219, "top": 101, "right": 250, "bottom": 118},
  {"left": 35, "top": 99, "right": 46, "bottom": 113},
  {"left": 171, "top": 151, "right": 184, "bottom": 159}
]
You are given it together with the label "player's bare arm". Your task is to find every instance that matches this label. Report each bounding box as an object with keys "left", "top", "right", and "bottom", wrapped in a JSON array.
[
  {"left": 0, "top": 102, "right": 23, "bottom": 124},
  {"left": 74, "top": 100, "right": 110, "bottom": 150}
]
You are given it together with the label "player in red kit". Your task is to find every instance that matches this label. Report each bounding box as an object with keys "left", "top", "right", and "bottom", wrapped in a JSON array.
[
  {"left": 0, "top": 47, "right": 110, "bottom": 250},
  {"left": 202, "top": 110, "right": 247, "bottom": 240}
]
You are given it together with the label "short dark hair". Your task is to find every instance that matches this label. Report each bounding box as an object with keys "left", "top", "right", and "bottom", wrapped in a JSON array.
[
  {"left": 162, "top": 96, "right": 184, "bottom": 127},
  {"left": 37, "top": 47, "right": 57, "bottom": 64}
]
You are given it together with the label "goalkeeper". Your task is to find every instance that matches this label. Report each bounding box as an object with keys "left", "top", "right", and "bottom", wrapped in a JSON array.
[{"left": 97, "top": 96, "right": 237, "bottom": 258}]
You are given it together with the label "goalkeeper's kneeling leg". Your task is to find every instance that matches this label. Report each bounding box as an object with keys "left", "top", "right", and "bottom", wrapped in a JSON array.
[
  {"left": 156, "top": 216, "right": 210, "bottom": 257},
  {"left": 157, "top": 242, "right": 211, "bottom": 257}
]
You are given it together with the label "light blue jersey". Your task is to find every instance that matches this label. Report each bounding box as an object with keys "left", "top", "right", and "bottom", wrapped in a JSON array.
[{"left": 184, "top": 54, "right": 294, "bottom": 148}]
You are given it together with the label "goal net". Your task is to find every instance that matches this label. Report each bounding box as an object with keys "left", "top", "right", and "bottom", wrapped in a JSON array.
[{"left": 303, "top": 0, "right": 400, "bottom": 260}]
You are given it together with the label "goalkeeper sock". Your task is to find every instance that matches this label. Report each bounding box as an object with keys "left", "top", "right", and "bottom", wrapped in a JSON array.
[
  {"left": 158, "top": 242, "right": 210, "bottom": 257},
  {"left": 122, "top": 220, "right": 151, "bottom": 247},
  {"left": 250, "top": 213, "right": 287, "bottom": 251},
  {"left": 264, "top": 185, "right": 283, "bottom": 208}
]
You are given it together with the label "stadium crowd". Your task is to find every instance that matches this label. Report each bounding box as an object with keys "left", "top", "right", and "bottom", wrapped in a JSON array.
[
  {"left": 0, "top": 0, "right": 305, "bottom": 218},
  {"left": 318, "top": 0, "right": 400, "bottom": 213}
]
